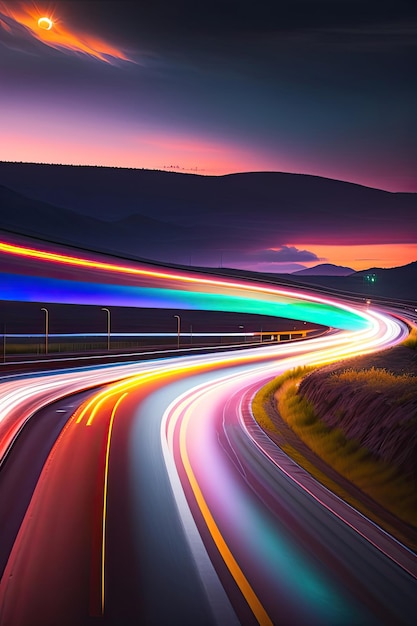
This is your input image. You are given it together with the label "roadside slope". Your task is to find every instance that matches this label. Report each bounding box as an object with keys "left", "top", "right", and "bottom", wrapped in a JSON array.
[{"left": 253, "top": 343, "right": 417, "bottom": 551}]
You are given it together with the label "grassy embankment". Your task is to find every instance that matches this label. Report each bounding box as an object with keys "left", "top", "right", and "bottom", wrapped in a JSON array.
[
  {"left": 252, "top": 336, "right": 417, "bottom": 531},
  {"left": 403, "top": 324, "right": 417, "bottom": 350}
]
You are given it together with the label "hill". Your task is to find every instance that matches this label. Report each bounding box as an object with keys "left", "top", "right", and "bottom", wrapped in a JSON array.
[
  {"left": 0, "top": 162, "right": 415, "bottom": 237},
  {"left": 0, "top": 183, "right": 188, "bottom": 261},
  {"left": 0, "top": 163, "right": 415, "bottom": 298},
  {"left": 293, "top": 263, "right": 354, "bottom": 276},
  {"left": 277, "top": 262, "right": 417, "bottom": 302}
]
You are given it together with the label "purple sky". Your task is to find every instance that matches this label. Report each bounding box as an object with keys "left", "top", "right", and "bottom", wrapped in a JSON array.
[
  {"left": 0, "top": 0, "right": 416, "bottom": 192},
  {"left": 0, "top": 1, "right": 416, "bottom": 272}
]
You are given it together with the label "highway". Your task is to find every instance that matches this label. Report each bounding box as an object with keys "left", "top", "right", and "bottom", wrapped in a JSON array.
[{"left": 0, "top": 303, "right": 416, "bottom": 625}]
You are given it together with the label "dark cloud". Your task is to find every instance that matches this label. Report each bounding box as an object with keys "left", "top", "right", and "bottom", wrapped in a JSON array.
[
  {"left": 86, "top": 1, "right": 417, "bottom": 44},
  {"left": 249, "top": 246, "right": 320, "bottom": 263}
]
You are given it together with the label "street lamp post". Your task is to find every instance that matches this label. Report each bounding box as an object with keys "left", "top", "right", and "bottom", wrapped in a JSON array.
[
  {"left": 2, "top": 323, "right": 6, "bottom": 363},
  {"left": 41, "top": 307, "right": 49, "bottom": 354},
  {"left": 173, "top": 315, "right": 181, "bottom": 349},
  {"left": 239, "top": 325, "right": 245, "bottom": 342},
  {"left": 102, "top": 308, "right": 111, "bottom": 351}
]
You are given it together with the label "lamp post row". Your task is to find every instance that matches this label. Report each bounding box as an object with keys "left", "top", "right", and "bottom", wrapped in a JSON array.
[
  {"left": 38, "top": 306, "right": 112, "bottom": 353},
  {"left": 2, "top": 309, "right": 280, "bottom": 358},
  {"left": 36, "top": 307, "right": 182, "bottom": 355}
]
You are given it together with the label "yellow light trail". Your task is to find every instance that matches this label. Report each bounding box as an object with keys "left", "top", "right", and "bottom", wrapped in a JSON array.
[
  {"left": 0, "top": 240, "right": 369, "bottom": 316},
  {"left": 101, "top": 391, "right": 128, "bottom": 614},
  {"left": 179, "top": 401, "right": 273, "bottom": 626},
  {"left": 0, "top": 240, "right": 288, "bottom": 294}
]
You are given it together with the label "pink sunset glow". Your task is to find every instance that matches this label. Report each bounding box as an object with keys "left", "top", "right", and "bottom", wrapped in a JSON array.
[{"left": 0, "top": 0, "right": 415, "bottom": 276}]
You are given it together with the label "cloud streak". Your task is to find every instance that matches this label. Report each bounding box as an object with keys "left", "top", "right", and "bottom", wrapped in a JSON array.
[
  {"left": 249, "top": 246, "right": 320, "bottom": 263},
  {"left": 0, "top": 1, "right": 132, "bottom": 64},
  {"left": 0, "top": 0, "right": 415, "bottom": 195}
]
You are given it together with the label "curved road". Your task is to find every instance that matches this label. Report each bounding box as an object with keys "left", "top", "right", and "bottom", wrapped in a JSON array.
[{"left": 0, "top": 307, "right": 416, "bottom": 625}]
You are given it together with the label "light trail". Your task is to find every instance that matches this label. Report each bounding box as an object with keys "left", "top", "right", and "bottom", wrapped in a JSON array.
[
  {"left": 178, "top": 393, "right": 274, "bottom": 626},
  {"left": 0, "top": 303, "right": 406, "bottom": 466},
  {"left": 0, "top": 238, "right": 370, "bottom": 329},
  {"left": 0, "top": 308, "right": 412, "bottom": 623},
  {"left": 101, "top": 391, "right": 128, "bottom": 614},
  {"left": 0, "top": 237, "right": 413, "bottom": 624},
  {"left": 160, "top": 311, "right": 414, "bottom": 623}
]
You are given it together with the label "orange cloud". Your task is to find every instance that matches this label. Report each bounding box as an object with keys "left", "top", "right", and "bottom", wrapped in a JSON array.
[
  {"left": 0, "top": 1, "right": 131, "bottom": 64},
  {"left": 290, "top": 243, "right": 417, "bottom": 271}
]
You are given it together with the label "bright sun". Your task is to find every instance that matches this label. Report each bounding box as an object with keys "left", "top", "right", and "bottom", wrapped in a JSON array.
[{"left": 37, "top": 16, "right": 53, "bottom": 30}]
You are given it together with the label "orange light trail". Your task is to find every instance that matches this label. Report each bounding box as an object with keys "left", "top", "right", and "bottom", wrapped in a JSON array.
[
  {"left": 0, "top": 302, "right": 407, "bottom": 622},
  {"left": 0, "top": 237, "right": 378, "bottom": 331},
  {"left": 0, "top": 2, "right": 131, "bottom": 64},
  {"left": 101, "top": 391, "right": 128, "bottom": 614},
  {"left": 0, "top": 240, "right": 204, "bottom": 285},
  {"left": 0, "top": 239, "right": 360, "bottom": 307}
]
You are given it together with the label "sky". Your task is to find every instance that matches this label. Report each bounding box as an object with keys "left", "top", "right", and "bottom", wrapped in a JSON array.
[{"left": 0, "top": 0, "right": 416, "bottom": 272}]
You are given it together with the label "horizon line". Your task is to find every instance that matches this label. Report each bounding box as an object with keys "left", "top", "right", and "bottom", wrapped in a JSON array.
[{"left": 0, "top": 160, "right": 414, "bottom": 195}]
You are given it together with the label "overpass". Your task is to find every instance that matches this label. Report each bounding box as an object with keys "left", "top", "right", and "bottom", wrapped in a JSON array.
[{"left": 258, "top": 328, "right": 313, "bottom": 342}]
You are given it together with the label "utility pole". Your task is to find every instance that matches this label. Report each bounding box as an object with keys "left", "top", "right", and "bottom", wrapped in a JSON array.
[
  {"left": 41, "top": 307, "right": 49, "bottom": 354},
  {"left": 102, "top": 308, "right": 111, "bottom": 350},
  {"left": 174, "top": 315, "right": 181, "bottom": 349}
]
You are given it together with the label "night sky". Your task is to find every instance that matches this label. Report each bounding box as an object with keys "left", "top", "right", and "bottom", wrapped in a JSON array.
[{"left": 0, "top": 1, "right": 416, "bottom": 271}]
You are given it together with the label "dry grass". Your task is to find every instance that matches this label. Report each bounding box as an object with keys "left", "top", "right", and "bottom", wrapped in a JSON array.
[
  {"left": 252, "top": 367, "right": 312, "bottom": 434},
  {"left": 332, "top": 367, "right": 417, "bottom": 405},
  {"left": 403, "top": 324, "right": 417, "bottom": 350},
  {"left": 253, "top": 368, "right": 417, "bottom": 528}
]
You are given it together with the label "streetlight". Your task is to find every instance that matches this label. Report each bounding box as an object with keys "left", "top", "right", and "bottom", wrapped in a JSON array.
[
  {"left": 173, "top": 315, "right": 181, "bottom": 349},
  {"left": 102, "top": 307, "right": 111, "bottom": 351},
  {"left": 239, "top": 325, "right": 245, "bottom": 342},
  {"left": 41, "top": 307, "right": 49, "bottom": 354}
]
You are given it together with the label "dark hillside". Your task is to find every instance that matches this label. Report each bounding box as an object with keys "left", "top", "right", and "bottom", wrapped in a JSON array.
[{"left": 0, "top": 164, "right": 415, "bottom": 245}]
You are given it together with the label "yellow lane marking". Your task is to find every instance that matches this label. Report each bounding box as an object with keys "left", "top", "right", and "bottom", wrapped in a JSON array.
[
  {"left": 101, "top": 391, "right": 129, "bottom": 614},
  {"left": 179, "top": 402, "right": 273, "bottom": 626}
]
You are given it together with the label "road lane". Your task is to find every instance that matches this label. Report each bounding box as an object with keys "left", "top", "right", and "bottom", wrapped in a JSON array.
[
  {"left": 0, "top": 307, "right": 414, "bottom": 624},
  {"left": 164, "top": 369, "right": 417, "bottom": 624},
  {"left": 0, "top": 388, "right": 102, "bottom": 578},
  {"left": 164, "top": 373, "right": 373, "bottom": 624},
  {"left": 0, "top": 386, "right": 128, "bottom": 624}
]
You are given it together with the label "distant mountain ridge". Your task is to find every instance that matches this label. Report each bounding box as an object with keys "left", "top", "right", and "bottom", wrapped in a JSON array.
[
  {"left": 0, "top": 183, "right": 190, "bottom": 261},
  {"left": 0, "top": 163, "right": 415, "bottom": 298},
  {"left": 0, "top": 162, "right": 415, "bottom": 234},
  {"left": 285, "top": 261, "right": 417, "bottom": 302},
  {"left": 293, "top": 263, "right": 354, "bottom": 276},
  {"left": 202, "top": 262, "right": 417, "bottom": 302}
]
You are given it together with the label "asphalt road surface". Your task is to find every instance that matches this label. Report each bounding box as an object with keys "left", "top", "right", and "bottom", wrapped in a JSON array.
[{"left": 0, "top": 306, "right": 416, "bottom": 625}]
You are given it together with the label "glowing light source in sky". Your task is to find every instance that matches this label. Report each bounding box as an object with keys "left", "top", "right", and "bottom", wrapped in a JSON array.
[
  {"left": 0, "top": 2, "right": 130, "bottom": 64},
  {"left": 37, "top": 16, "right": 52, "bottom": 30},
  {"left": 0, "top": 2, "right": 415, "bottom": 196}
]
